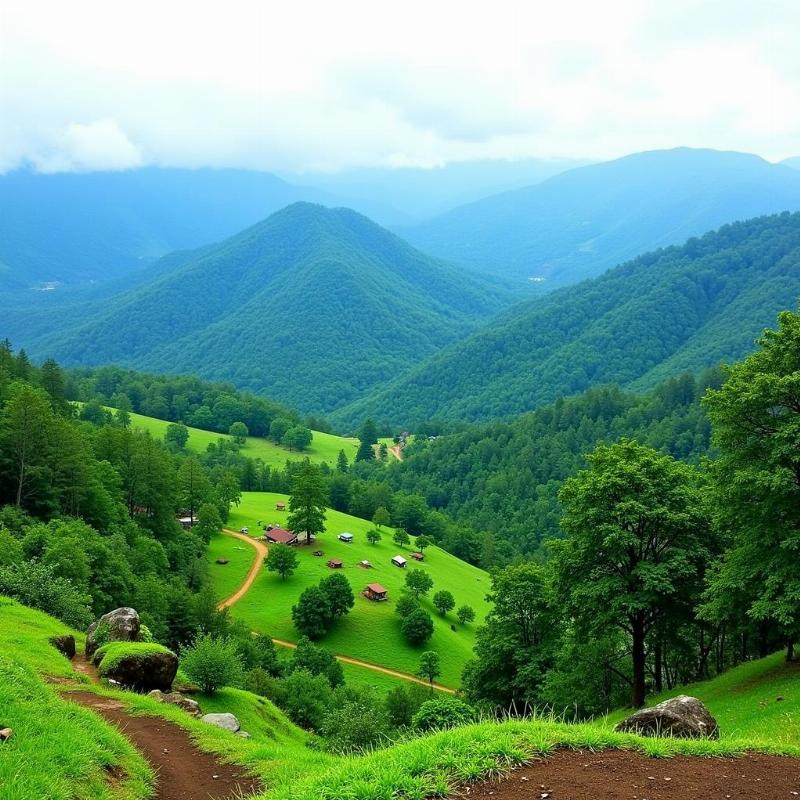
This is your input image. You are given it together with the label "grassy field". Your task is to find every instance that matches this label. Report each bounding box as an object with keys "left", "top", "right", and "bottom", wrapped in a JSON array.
[
  {"left": 111, "top": 408, "right": 359, "bottom": 468},
  {"left": 214, "top": 492, "right": 492, "bottom": 688},
  {"left": 603, "top": 652, "right": 800, "bottom": 749}
]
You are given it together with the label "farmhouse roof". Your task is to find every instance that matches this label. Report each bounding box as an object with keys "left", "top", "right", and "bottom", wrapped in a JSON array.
[
  {"left": 265, "top": 527, "right": 296, "bottom": 544},
  {"left": 367, "top": 583, "right": 387, "bottom": 594}
]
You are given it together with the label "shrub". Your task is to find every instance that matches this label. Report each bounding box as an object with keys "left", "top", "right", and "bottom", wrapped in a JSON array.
[
  {"left": 278, "top": 669, "right": 333, "bottom": 729},
  {"left": 321, "top": 687, "right": 390, "bottom": 752},
  {"left": 94, "top": 641, "right": 175, "bottom": 672},
  {"left": 412, "top": 697, "right": 475, "bottom": 731},
  {"left": 433, "top": 590, "right": 455, "bottom": 616},
  {"left": 401, "top": 608, "right": 434, "bottom": 645},
  {"left": 138, "top": 624, "right": 154, "bottom": 643},
  {"left": 395, "top": 592, "right": 419, "bottom": 618},
  {"left": 291, "top": 637, "right": 344, "bottom": 687},
  {"left": 180, "top": 634, "right": 243, "bottom": 694},
  {"left": 384, "top": 683, "right": 429, "bottom": 728}
]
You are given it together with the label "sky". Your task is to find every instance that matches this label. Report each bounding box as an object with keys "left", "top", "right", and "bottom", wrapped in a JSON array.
[{"left": 1, "top": 0, "right": 798, "bottom": 174}]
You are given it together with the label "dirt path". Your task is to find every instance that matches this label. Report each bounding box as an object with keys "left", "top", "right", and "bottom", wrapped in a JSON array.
[
  {"left": 388, "top": 445, "right": 403, "bottom": 462},
  {"left": 218, "top": 528, "right": 456, "bottom": 694},
  {"left": 66, "top": 690, "right": 260, "bottom": 800},
  {"left": 467, "top": 749, "right": 800, "bottom": 799}
]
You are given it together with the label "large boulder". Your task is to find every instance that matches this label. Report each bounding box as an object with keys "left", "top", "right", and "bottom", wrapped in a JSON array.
[
  {"left": 101, "top": 650, "right": 178, "bottom": 693},
  {"left": 85, "top": 608, "right": 140, "bottom": 657},
  {"left": 49, "top": 635, "right": 76, "bottom": 659},
  {"left": 615, "top": 695, "right": 719, "bottom": 739},
  {"left": 201, "top": 712, "right": 241, "bottom": 733},
  {"left": 147, "top": 690, "right": 202, "bottom": 717}
]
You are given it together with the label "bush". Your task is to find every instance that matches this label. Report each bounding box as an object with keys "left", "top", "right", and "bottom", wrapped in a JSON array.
[
  {"left": 384, "top": 683, "right": 429, "bottom": 728},
  {"left": 401, "top": 607, "right": 434, "bottom": 645},
  {"left": 94, "top": 641, "right": 175, "bottom": 672},
  {"left": 180, "top": 634, "right": 243, "bottom": 694},
  {"left": 394, "top": 593, "right": 419, "bottom": 618},
  {"left": 320, "top": 687, "right": 390, "bottom": 752},
  {"left": 290, "top": 637, "right": 344, "bottom": 687},
  {"left": 278, "top": 669, "right": 333, "bottom": 729},
  {"left": 138, "top": 624, "right": 154, "bottom": 643},
  {"left": 412, "top": 697, "right": 475, "bottom": 731}
]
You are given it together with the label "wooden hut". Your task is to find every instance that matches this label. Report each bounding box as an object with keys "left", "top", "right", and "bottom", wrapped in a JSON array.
[
  {"left": 327, "top": 558, "right": 343, "bottom": 569},
  {"left": 276, "top": 501, "right": 286, "bottom": 511},
  {"left": 265, "top": 526, "right": 298, "bottom": 545},
  {"left": 391, "top": 555, "right": 407, "bottom": 568},
  {"left": 410, "top": 551, "right": 424, "bottom": 561},
  {"left": 364, "top": 583, "right": 388, "bottom": 601}
]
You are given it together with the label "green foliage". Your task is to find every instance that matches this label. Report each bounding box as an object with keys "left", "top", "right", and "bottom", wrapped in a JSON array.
[
  {"left": 319, "top": 572, "right": 355, "bottom": 619},
  {"left": 341, "top": 212, "right": 800, "bottom": 425},
  {"left": 456, "top": 605, "right": 475, "bottom": 625},
  {"left": 432, "top": 590, "right": 455, "bottom": 616},
  {"left": 292, "top": 586, "right": 332, "bottom": 640},
  {"left": 180, "top": 634, "right": 244, "bottom": 694},
  {"left": 394, "top": 592, "right": 419, "bottom": 618},
  {"left": 229, "top": 421, "right": 249, "bottom": 444},
  {"left": 404, "top": 568, "right": 433, "bottom": 598},
  {"left": 94, "top": 641, "right": 175, "bottom": 673},
  {"left": 265, "top": 542, "right": 300, "bottom": 580},
  {"left": 278, "top": 668, "right": 333, "bottom": 729},
  {"left": 417, "top": 650, "right": 441, "bottom": 686},
  {"left": 415, "top": 534, "right": 432, "bottom": 551},
  {"left": 194, "top": 502, "right": 223, "bottom": 544},
  {"left": 366, "top": 527, "right": 382, "bottom": 545},
  {"left": 165, "top": 421, "right": 189, "bottom": 450},
  {"left": 290, "top": 637, "right": 344, "bottom": 688},
  {"left": 320, "top": 686, "right": 390, "bottom": 753},
  {"left": 411, "top": 696, "right": 474, "bottom": 731},
  {"left": 288, "top": 460, "right": 327, "bottom": 544},
  {"left": 392, "top": 528, "right": 410, "bottom": 548},
  {"left": 401, "top": 607, "right": 434, "bottom": 646}
]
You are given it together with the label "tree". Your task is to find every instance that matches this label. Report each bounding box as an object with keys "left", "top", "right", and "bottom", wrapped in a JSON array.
[
  {"left": 292, "top": 585, "right": 332, "bottom": 640},
  {"left": 415, "top": 535, "right": 432, "bottom": 552},
  {"left": 180, "top": 634, "right": 243, "bottom": 694},
  {"left": 393, "top": 528, "right": 410, "bottom": 549},
  {"left": 283, "top": 426, "right": 313, "bottom": 451},
  {"left": 401, "top": 608, "right": 434, "bottom": 645},
  {"left": 165, "top": 422, "right": 189, "bottom": 450},
  {"left": 194, "top": 502, "right": 222, "bottom": 544},
  {"left": 378, "top": 442, "right": 388, "bottom": 461},
  {"left": 269, "top": 417, "right": 293, "bottom": 443},
  {"left": 336, "top": 449, "right": 349, "bottom": 473},
  {"left": 177, "top": 457, "right": 212, "bottom": 525},
  {"left": 366, "top": 528, "right": 382, "bottom": 545},
  {"left": 404, "top": 568, "right": 433, "bottom": 599},
  {"left": 433, "top": 590, "right": 455, "bottom": 617},
  {"left": 395, "top": 592, "right": 419, "bottom": 618},
  {"left": 417, "top": 650, "right": 441, "bottom": 689},
  {"left": 265, "top": 542, "right": 299, "bottom": 580},
  {"left": 287, "top": 460, "right": 327, "bottom": 545},
  {"left": 412, "top": 697, "right": 474, "bottom": 731},
  {"left": 39, "top": 358, "right": 66, "bottom": 409},
  {"left": 319, "top": 572, "right": 354, "bottom": 619},
  {"left": 291, "top": 636, "right": 344, "bottom": 687},
  {"left": 280, "top": 669, "right": 333, "bottom": 729},
  {"left": 229, "top": 421, "right": 249, "bottom": 444},
  {"left": 456, "top": 605, "right": 476, "bottom": 626},
  {"left": 356, "top": 419, "right": 378, "bottom": 462},
  {"left": 372, "top": 507, "right": 390, "bottom": 529},
  {"left": 702, "top": 309, "right": 800, "bottom": 660},
  {"left": 554, "top": 439, "right": 710, "bottom": 708}
]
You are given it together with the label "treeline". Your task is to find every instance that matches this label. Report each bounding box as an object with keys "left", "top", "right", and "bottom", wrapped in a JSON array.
[
  {"left": 460, "top": 308, "right": 800, "bottom": 715},
  {"left": 0, "top": 343, "right": 240, "bottom": 648},
  {"left": 66, "top": 364, "right": 331, "bottom": 437}
]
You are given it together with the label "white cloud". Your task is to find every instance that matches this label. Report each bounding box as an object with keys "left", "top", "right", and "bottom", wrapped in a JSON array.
[{"left": 0, "top": 0, "right": 798, "bottom": 174}]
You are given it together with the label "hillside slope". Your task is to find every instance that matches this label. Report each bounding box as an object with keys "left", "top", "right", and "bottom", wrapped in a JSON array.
[
  {"left": 404, "top": 148, "right": 800, "bottom": 287},
  {"left": 336, "top": 212, "right": 800, "bottom": 426},
  {"left": 16, "top": 203, "right": 513, "bottom": 414},
  {"left": 0, "top": 167, "right": 348, "bottom": 291}
]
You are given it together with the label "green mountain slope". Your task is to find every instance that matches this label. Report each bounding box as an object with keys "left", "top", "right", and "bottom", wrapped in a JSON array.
[
  {"left": 335, "top": 212, "right": 800, "bottom": 426},
  {"left": 403, "top": 148, "right": 800, "bottom": 287},
  {"left": 17, "top": 203, "right": 514, "bottom": 414}
]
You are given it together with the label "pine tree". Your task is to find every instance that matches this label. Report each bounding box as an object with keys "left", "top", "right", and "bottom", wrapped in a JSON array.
[{"left": 287, "top": 459, "right": 327, "bottom": 544}]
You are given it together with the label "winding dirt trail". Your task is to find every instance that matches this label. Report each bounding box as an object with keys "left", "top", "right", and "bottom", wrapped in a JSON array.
[
  {"left": 63, "top": 655, "right": 260, "bottom": 800},
  {"left": 218, "top": 528, "right": 456, "bottom": 694}
]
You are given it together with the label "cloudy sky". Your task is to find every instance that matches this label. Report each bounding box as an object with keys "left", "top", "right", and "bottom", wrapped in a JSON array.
[{"left": 1, "top": 0, "right": 798, "bottom": 174}]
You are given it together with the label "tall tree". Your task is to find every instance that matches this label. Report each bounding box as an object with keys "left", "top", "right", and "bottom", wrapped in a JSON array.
[
  {"left": 702, "top": 308, "right": 800, "bottom": 660},
  {"left": 287, "top": 459, "right": 327, "bottom": 544},
  {"left": 356, "top": 418, "right": 378, "bottom": 461},
  {"left": 177, "top": 457, "right": 212, "bottom": 525},
  {"left": 417, "top": 650, "right": 441, "bottom": 690},
  {"left": 554, "top": 439, "right": 710, "bottom": 708}
]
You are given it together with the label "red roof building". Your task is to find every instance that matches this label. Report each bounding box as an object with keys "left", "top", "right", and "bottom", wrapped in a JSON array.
[
  {"left": 364, "top": 583, "right": 388, "bottom": 601},
  {"left": 327, "top": 559, "right": 343, "bottom": 569},
  {"left": 265, "top": 527, "right": 298, "bottom": 545}
]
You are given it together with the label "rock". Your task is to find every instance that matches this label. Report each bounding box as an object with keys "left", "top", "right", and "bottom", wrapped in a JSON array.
[
  {"left": 85, "top": 607, "right": 140, "bottom": 657},
  {"left": 49, "top": 635, "right": 76, "bottom": 659},
  {"left": 147, "top": 689, "right": 202, "bottom": 716},
  {"left": 201, "top": 712, "right": 241, "bottom": 733},
  {"left": 0, "top": 728, "right": 12, "bottom": 742},
  {"left": 236, "top": 730, "right": 251, "bottom": 739},
  {"left": 615, "top": 695, "right": 719, "bottom": 739},
  {"left": 215, "top": 558, "right": 229, "bottom": 565},
  {"left": 101, "top": 650, "right": 178, "bottom": 693}
]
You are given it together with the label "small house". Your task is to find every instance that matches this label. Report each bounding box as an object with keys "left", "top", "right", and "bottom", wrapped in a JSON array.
[
  {"left": 177, "top": 516, "right": 195, "bottom": 530},
  {"left": 359, "top": 560, "right": 372, "bottom": 569},
  {"left": 338, "top": 532, "right": 354, "bottom": 543},
  {"left": 276, "top": 501, "right": 286, "bottom": 511},
  {"left": 327, "top": 559, "right": 343, "bottom": 569},
  {"left": 265, "top": 527, "right": 298, "bottom": 545},
  {"left": 391, "top": 555, "right": 407, "bottom": 568},
  {"left": 410, "top": 551, "right": 424, "bottom": 561},
  {"left": 364, "top": 583, "right": 388, "bottom": 601}
]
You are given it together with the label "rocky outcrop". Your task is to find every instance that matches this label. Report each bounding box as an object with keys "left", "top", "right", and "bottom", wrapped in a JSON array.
[
  {"left": 49, "top": 635, "right": 76, "bottom": 659},
  {"left": 147, "top": 690, "right": 202, "bottom": 716},
  {"left": 85, "top": 607, "right": 140, "bottom": 657},
  {"left": 615, "top": 695, "right": 719, "bottom": 739},
  {"left": 101, "top": 650, "right": 178, "bottom": 693},
  {"left": 201, "top": 713, "right": 241, "bottom": 733}
]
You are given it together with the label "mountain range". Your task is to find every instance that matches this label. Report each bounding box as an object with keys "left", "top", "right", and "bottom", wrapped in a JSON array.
[
  {"left": 10, "top": 203, "right": 514, "bottom": 414},
  {"left": 334, "top": 211, "right": 800, "bottom": 427},
  {"left": 403, "top": 148, "right": 800, "bottom": 287}
]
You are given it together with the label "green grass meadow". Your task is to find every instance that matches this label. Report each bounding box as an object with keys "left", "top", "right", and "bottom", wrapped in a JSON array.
[
  {"left": 214, "top": 492, "right": 492, "bottom": 688},
  {"left": 119, "top": 409, "right": 359, "bottom": 468}
]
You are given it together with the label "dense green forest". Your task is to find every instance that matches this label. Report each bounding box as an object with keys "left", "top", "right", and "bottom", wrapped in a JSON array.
[
  {"left": 338, "top": 212, "right": 800, "bottom": 427},
  {"left": 14, "top": 203, "right": 515, "bottom": 414},
  {"left": 404, "top": 148, "right": 800, "bottom": 285}
]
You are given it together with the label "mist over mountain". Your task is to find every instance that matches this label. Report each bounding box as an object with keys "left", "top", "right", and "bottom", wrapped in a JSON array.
[{"left": 403, "top": 149, "right": 800, "bottom": 288}]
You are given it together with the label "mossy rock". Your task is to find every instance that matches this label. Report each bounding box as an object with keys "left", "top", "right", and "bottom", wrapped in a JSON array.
[{"left": 95, "top": 642, "right": 178, "bottom": 692}]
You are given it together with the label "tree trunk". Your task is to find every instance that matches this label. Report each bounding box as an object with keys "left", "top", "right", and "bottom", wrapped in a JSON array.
[
  {"left": 16, "top": 457, "right": 25, "bottom": 507},
  {"left": 654, "top": 639, "right": 663, "bottom": 693},
  {"left": 787, "top": 639, "right": 795, "bottom": 662},
  {"left": 631, "top": 616, "right": 647, "bottom": 708}
]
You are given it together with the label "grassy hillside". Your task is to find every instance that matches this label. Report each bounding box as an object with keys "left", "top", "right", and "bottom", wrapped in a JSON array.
[
  {"left": 404, "top": 147, "right": 800, "bottom": 287},
  {"left": 18, "top": 203, "right": 515, "bottom": 415},
  {"left": 124, "top": 408, "right": 358, "bottom": 468},
  {"left": 337, "top": 212, "right": 800, "bottom": 426},
  {"left": 212, "top": 492, "right": 491, "bottom": 687}
]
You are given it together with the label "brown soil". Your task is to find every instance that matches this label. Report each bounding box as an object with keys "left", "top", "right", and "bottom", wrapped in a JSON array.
[
  {"left": 65, "top": 691, "right": 261, "bottom": 800},
  {"left": 467, "top": 749, "right": 800, "bottom": 799}
]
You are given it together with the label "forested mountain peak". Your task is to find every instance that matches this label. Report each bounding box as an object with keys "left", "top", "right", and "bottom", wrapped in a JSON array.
[{"left": 403, "top": 147, "right": 800, "bottom": 287}]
